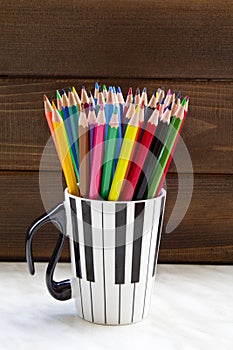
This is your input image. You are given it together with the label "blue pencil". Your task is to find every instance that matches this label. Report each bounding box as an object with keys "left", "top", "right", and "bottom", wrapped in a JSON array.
[
  {"left": 94, "top": 82, "right": 99, "bottom": 105},
  {"left": 105, "top": 86, "right": 114, "bottom": 139},
  {"left": 87, "top": 103, "right": 97, "bottom": 169}
]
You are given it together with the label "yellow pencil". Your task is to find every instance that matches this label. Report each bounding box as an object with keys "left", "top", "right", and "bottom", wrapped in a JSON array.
[
  {"left": 51, "top": 102, "right": 79, "bottom": 196},
  {"left": 108, "top": 106, "right": 140, "bottom": 201}
]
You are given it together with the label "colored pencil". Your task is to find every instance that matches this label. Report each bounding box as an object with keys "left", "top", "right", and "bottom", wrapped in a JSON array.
[
  {"left": 147, "top": 97, "right": 187, "bottom": 198},
  {"left": 42, "top": 85, "right": 188, "bottom": 201},
  {"left": 56, "top": 90, "right": 63, "bottom": 118},
  {"left": 145, "top": 90, "right": 157, "bottom": 124},
  {"left": 72, "top": 86, "right": 81, "bottom": 111},
  {"left": 108, "top": 108, "right": 139, "bottom": 201},
  {"left": 122, "top": 87, "right": 133, "bottom": 133},
  {"left": 102, "top": 84, "right": 108, "bottom": 101},
  {"left": 68, "top": 89, "right": 80, "bottom": 177},
  {"left": 105, "top": 86, "right": 114, "bottom": 139},
  {"left": 89, "top": 103, "right": 106, "bottom": 199},
  {"left": 44, "top": 95, "right": 60, "bottom": 158},
  {"left": 156, "top": 96, "right": 188, "bottom": 196},
  {"left": 111, "top": 87, "right": 124, "bottom": 177},
  {"left": 117, "top": 86, "right": 125, "bottom": 104},
  {"left": 119, "top": 107, "right": 159, "bottom": 201},
  {"left": 133, "top": 103, "right": 172, "bottom": 200},
  {"left": 112, "top": 86, "right": 118, "bottom": 103},
  {"left": 51, "top": 103, "right": 79, "bottom": 196},
  {"left": 134, "top": 87, "right": 140, "bottom": 105},
  {"left": 78, "top": 108, "right": 89, "bottom": 197},
  {"left": 124, "top": 103, "right": 135, "bottom": 128},
  {"left": 87, "top": 103, "right": 97, "bottom": 168},
  {"left": 94, "top": 82, "right": 99, "bottom": 105},
  {"left": 88, "top": 90, "right": 95, "bottom": 107},
  {"left": 61, "top": 89, "right": 79, "bottom": 180},
  {"left": 139, "top": 87, "right": 148, "bottom": 107},
  {"left": 81, "top": 86, "right": 89, "bottom": 115},
  {"left": 100, "top": 106, "right": 119, "bottom": 199}
]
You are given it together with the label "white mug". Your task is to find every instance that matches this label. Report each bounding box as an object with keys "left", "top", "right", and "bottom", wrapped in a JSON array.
[{"left": 26, "top": 188, "right": 166, "bottom": 325}]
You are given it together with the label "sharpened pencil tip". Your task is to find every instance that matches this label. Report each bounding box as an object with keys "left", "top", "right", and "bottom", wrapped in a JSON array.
[
  {"left": 136, "top": 87, "right": 140, "bottom": 95},
  {"left": 68, "top": 87, "right": 72, "bottom": 92},
  {"left": 99, "top": 86, "right": 102, "bottom": 93},
  {"left": 181, "top": 97, "right": 187, "bottom": 106},
  {"left": 177, "top": 91, "right": 181, "bottom": 99},
  {"left": 142, "top": 87, "right": 147, "bottom": 93},
  {"left": 61, "top": 89, "right": 66, "bottom": 96},
  {"left": 103, "top": 84, "right": 107, "bottom": 91},
  {"left": 167, "top": 89, "right": 171, "bottom": 95},
  {"left": 128, "top": 87, "right": 132, "bottom": 95},
  {"left": 82, "top": 85, "right": 86, "bottom": 90},
  {"left": 153, "top": 89, "right": 157, "bottom": 96},
  {"left": 108, "top": 86, "right": 113, "bottom": 92},
  {"left": 56, "top": 90, "right": 61, "bottom": 99},
  {"left": 117, "top": 86, "right": 121, "bottom": 93},
  {"left": 44, "top": 95, "right": 49, "bottom": 102},
  {"left": 161, "top": 97, "right": 165, "bottom": 105},
  {"left": 113, "top": 86, "right": 116, "bottom": 93},
  {"left": 51, "top": 101, "right": 56, "bottom": 110},
  {"left": 95, "top": 82, "right": 99, "bottom": 90}
]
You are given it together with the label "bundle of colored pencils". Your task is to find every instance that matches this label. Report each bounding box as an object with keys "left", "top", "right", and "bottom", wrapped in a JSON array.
[{"left": 44, "top": 84, "right": 189, "bottom": 201}]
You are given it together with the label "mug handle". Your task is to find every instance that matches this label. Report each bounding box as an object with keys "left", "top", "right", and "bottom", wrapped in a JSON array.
[{"left": 26, "top": 202, "right": 72, "bottom": 301}]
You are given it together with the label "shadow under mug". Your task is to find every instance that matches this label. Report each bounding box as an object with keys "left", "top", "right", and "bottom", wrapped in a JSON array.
[{"left": 26, "top": 188, "right": 166, "bottom": 325}]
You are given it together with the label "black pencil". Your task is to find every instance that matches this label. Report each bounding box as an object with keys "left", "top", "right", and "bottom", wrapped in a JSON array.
[{"left": 133, "top": 102, "right": 172, "bottom": 200}]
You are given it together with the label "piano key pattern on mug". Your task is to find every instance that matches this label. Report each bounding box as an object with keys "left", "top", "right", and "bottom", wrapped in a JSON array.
[{"left": 67, "top": 195, "right": 165, "bottom": 324}]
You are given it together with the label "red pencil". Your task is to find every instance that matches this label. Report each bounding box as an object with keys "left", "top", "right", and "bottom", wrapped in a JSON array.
[
  {"left": 119, "top": 107, "right": 159, "bottom": 201},
  {"left": 89, "top": 103, "right": 106, "bottom": 199},
  {"left": 155, "top": 96, "right": 189, "bottom": 196}
]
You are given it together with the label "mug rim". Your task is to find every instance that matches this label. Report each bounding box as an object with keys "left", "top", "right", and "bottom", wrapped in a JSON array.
[{"left": 64, "top": 187, "right": 166, "bottom": 204}]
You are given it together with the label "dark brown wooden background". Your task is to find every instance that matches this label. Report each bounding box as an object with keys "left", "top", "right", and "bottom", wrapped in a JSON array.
[{"left": 0, "top": 0, "right": 232, "bottom": 263}]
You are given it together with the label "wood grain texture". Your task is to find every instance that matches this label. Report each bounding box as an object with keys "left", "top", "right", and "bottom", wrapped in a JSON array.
[
  {"left": 0, "top": 0, "right": 233, "bottom": 79},
  {"left": 0, "top": 77, "right": 232, "bottom": 174},
  {"left": 0, "top": 171, "right": 232, "bottom": 263}
]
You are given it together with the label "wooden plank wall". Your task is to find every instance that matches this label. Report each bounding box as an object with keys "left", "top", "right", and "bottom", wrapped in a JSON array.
[{"left": 0, "top": 0, "right": 232, "bottom": 263}]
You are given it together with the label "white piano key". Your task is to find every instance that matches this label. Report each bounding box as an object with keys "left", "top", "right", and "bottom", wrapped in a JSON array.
[
  {"left": 76, "top": 198, "right": 93, "bottom": 322},
  {"left": 66, "top": 197, "right": 83, "bottom": 318},
  {"left": 90, "top": 201, "right": 105, "bottom": 324},
  {"left": 142, "top": 197, "right": 162, "bottom": 319},
  {"left": 120, "top": 202, "right": 135, "bottom": 324},
  {"left": 132, "top": 199, "right": 155, "bottom": 323},
  {"left": 103, "top": 201, "right": 119, "bottom": 325}
]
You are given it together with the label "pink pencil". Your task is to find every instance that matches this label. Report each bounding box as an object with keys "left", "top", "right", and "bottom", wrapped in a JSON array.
[{"left": 89, "top": 103, "right": 106, "bottom": 199}]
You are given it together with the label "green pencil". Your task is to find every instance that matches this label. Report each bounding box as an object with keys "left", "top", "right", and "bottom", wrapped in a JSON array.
[
  {"left": 68, "top": 89, "right": 80, "bottom": 169},
  {"left": 56, "top": 90, "right": 64, "bottom": 119},
  {"left": 147, "top": 97, "right": 187, "bottom": 198},
  {"left": 100, "top": 105, "right": 119, "bottom": 199}
]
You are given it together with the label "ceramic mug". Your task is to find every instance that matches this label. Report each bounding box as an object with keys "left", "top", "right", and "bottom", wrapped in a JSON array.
[{"left": 26, "top": 188, "right": 166, "bottom": 325}]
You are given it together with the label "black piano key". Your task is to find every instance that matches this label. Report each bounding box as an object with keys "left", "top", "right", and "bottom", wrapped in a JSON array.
[
  {"left": 115, "top": 203, "right": 127, "bottom": 284},
  {"left": 81, "top": 201, "right": 95, "bottom": 282},
  {"left": 70, "top": 198, "right": 82, "bottom": 278},
  {"left": 131, "top": 202, "right": 145, "bottom": 283},
  {"left": 152, "top": 196, "right": 165, "bottom": 277}
]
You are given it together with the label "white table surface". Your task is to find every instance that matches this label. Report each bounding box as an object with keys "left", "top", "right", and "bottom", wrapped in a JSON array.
[{"left": 0, "top": 263, "right": 232, "bottom": 350}]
